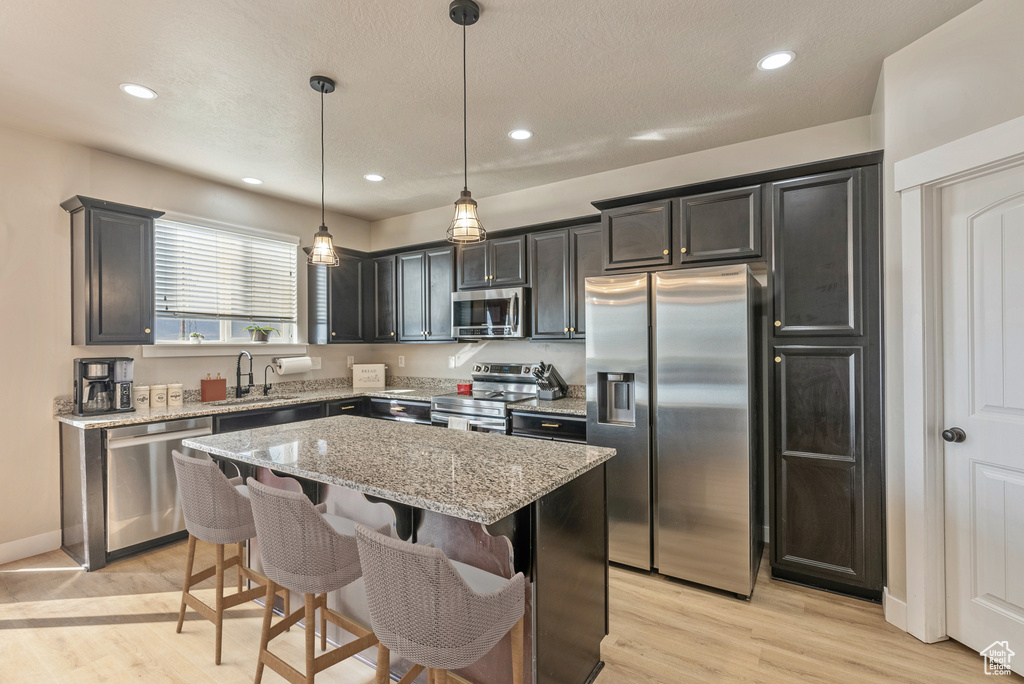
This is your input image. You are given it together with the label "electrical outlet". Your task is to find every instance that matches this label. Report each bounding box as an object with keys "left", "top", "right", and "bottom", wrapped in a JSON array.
[
  {"left": 449, "top": 355, "right": 456, "bottom": 369},
  {"left": 347, "top": 356, "right": 354, "bottom": 369},
  {"left": 398, "top": 355, "right": 405, "bottom": 368},
  {"left": 310, "top": 357, "right": 322, "bottom": 370}
]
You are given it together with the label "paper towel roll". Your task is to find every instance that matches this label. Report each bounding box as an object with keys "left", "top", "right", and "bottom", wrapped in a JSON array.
[{"left": 273, "top": 356, "right": 313, "bottom": 375}]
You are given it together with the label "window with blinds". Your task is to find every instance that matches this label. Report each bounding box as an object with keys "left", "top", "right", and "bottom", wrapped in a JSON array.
[{"left": 154, "top": 219, "right": 298, "bottom": 324}]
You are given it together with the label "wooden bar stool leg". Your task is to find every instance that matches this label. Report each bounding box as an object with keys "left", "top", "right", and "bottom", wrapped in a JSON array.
[
  {"left": 176, "top": 534, "right": 197, "bottom": 634},
  {"left": 375, "top": 643, "right": 390, "bottom": 684},
  {"left": 511, "top": 616, "right": 524, "bottom": 684},
  {"left": 284, "top": 590, "right": 291, "bottom": 632},
  {"left": 214, "top": 543, "right": 225, "bottom": 665},
  {"left": 320, "top": 593, "right": 327, "bottom": 651},
  {"left": 436, "top": 670, "right": 447, "bottom": 684},
  {"left": 236, "top": 541, "right": 245, "bottom": 592},
  {"left": 255, "top": 579, "right": 276, "bottom": 684},
  {"left": 304, "top": 593, "right": 316, "bottom": 684}
]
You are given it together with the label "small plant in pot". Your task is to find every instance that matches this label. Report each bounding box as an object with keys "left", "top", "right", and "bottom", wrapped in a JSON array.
[
  {"left": 243, "top": 324, "right": 280, "bottom": 343},
  {"left": 189, "top": 332, "right": 204, "bottom": 345}
]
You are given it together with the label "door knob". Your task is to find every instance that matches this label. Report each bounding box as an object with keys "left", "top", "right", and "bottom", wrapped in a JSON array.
[{"left": 941, "top": 427, "right": 967, "bottom": 443}]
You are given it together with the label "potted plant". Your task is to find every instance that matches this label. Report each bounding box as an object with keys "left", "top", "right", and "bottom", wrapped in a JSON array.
[
  {"left": 189, "top": 332, "right": 204, "bottom": 344},
  {"left": 243, "top": 324, "right": 280, "bottom": 343}
]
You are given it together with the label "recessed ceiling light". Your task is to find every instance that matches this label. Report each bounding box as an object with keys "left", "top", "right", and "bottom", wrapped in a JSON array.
[
  {"left": 757, "top": 51, "right": 795, "bottom": 71},
  {"left": 508, "top": 129, "right": 533, "bottom": 140},
  {"left": 241, "top": 177, "right": 263, "bottom": 185},
  {"left": 363, "top": 173, "right": 385, "bottom": 182},
  {"left": 119, "top": 83, "right": 158, "bottom": 99}
]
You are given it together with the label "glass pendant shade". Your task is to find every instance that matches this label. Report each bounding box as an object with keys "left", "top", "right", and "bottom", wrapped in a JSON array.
[
  {"left": 307, "top": 226, "right": 339, "bottom": 266},
  {"left": 447, "top": 189, "right": 486, "bottom": 243}
]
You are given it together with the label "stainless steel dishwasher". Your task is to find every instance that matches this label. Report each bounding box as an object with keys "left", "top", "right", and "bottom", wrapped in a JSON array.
[{"left": 105, "top": 417, "right": 213, "bottom": 559}]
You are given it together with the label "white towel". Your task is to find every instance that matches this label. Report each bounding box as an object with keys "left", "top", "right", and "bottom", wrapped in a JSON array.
[{"left": 448, "top": 416, "right": 470, "bottom": 431}]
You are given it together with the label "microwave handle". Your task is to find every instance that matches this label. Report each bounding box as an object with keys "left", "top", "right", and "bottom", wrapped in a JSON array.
[{"left": 512, "top": 292, "right": 519, "bottom": 331}]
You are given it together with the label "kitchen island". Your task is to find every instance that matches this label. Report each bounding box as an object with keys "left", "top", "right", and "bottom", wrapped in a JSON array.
[{"left": 183, "top": 415, "right": 613, "bottom": 684}]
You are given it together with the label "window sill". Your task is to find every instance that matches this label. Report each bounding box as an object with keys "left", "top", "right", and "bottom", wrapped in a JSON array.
[{"left": 142, "top": 343, "right": 309, "bottom": 358}]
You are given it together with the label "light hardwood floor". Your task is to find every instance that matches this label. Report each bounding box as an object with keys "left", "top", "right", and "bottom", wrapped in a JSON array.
[{"left": 0, "top": 540, "right": 1011, "bottom": 683}]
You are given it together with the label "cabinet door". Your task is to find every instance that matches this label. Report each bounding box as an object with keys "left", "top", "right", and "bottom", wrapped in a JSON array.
[
  {"left": 771, "top": 345, "right": 880, "bottom": 593},
  {"left": 457, "top": 242, "right": 489, "bottom": 290},
  {"left": 397, "top": 251, "right": 426, "bottom": 341},
  {"left": 678, "top": 185, "right": 761, "bottom": 263},
  {"left": 570, "top": 224, "right": 602, "bottom": 339},
  {"left": 602, "top": 200, "right": 672, "bottom": 271},
  {"left": 490, "top": 234, "right": 528, "bottom": 287},
  {"left": 88, "top": 209, "right": 155, "bottom": 344},
  {"left": 529, "top": 230, "right": 570, "bottom": 339},
  {"left": 425, "top": 246, "right": 455, "bottom": 341},
  {"left": 307, "top": 261, "right": 330, "bottom": 345},
  {"left": 328, "top": 252, "right": 364, "bottom": 342},
  {"left": 771, "top": 170, "right": 862, "bottom": 336},
  {"left": 372, "top": 255, "right": 396, "bottom": 342}
]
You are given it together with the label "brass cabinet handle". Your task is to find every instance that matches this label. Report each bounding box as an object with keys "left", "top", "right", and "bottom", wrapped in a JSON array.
[
  {"left": 331, "top": 331, "right": 336, "bottom": 336},
  {"left": 775, "top": 356, "right": 782, "bottom": 363},
  {"left": 144, "top": 328, "right": 151, "bottom": 333},
  {"left": 340, "top": 405, "right": 356, "bottom": 410},
  {"left": 680, "top": 247, "right": 687, "bottom": 254},
  {"left": 390, "top": 331, "right": 395, "bottom": 336},
  {"left": 569, "top": 327, "right": 575, "bottom": 332},
  {"left": 393, "top": 406, "right": 406, "bottom": 412},
  {"left": 663, "top": 249, "right": 669, "bottom": 255},
  {"left": 542, "top": 423, "right": 560, "bottom": 428},
  {"left": 774, "top": 321, "right": 781, "bottom": 327},
  {"left": 564, "top": 327, "right": 569, "bottom": 332}
]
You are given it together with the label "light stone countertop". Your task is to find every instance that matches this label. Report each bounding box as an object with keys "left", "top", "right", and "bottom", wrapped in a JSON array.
[
  {"left": 182, "top": 415, "right": 614, "bottom": 524},
  {"left": 55, "top": 385, "right": 587, "bottom": 429}
]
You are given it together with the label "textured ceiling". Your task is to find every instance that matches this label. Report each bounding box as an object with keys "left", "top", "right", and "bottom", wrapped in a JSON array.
[{"left": 0, "top": 0, "right": 979, "bottom": 220}]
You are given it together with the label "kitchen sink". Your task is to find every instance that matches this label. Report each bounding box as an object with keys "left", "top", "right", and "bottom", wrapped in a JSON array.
[{"left": 206, "top": 394, "right": 300, "bottom": 406}]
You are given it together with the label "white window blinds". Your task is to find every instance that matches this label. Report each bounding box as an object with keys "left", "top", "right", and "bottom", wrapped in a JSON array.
[{"left": 154, "top": 220, "right": 298, "bottom": 323}]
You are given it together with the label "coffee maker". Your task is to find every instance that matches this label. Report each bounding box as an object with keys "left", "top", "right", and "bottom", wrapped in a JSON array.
[{"left": 74, "top": 358, "right": 135, "bottom": 416}]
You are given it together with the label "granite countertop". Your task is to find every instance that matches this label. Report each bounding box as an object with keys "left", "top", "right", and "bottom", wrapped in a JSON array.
[
  {"left": 182, "top": 415, "right": 614, "bottom": 524},
  {"left": 55, "top": 384, "right": 588, "bottom": 429}
]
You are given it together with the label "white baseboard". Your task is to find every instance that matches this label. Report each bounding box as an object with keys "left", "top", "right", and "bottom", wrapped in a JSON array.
[
  {"left": 0, "top": 530, "right": 61, "bottom": 567},
  {"left": 883, "top": 587, "right": 908, "bottom": 631}
]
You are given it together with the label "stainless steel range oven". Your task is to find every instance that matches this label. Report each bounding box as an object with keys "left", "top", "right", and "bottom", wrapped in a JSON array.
[
  {"left": 451, "top": 287, "right": 528, "bottom": 339},
  {"left": 430, "top": 361, "right": 566, "bottom": 433}
]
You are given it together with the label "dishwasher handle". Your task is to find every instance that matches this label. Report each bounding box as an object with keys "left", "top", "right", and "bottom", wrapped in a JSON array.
[{"left": 106, "top": 426, "right": 213, "bottom": 450}]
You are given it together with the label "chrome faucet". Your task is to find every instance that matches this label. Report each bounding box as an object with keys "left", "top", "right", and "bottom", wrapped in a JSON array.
[{"left": 236, "top": 351, "right": 254, "bottom": 398}]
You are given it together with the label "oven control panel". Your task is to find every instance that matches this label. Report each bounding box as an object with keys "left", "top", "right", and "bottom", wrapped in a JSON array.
[{"left": 472, "top": 363, "right": 539, "bottom": 377}]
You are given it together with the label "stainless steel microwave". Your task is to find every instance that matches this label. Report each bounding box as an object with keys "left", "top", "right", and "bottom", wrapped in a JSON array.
[{"left": 451, "top": 287, "right": 528, "bottom": 339}]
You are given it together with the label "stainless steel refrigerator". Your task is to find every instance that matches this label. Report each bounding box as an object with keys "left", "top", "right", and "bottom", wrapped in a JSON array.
[{"left": 586, "top": 265, "right": 763, "bottom": 597}]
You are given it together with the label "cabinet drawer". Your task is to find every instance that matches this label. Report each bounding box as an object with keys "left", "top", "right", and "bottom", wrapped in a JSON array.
[
  {"left": 214, "top": 402, "right": 326, "bottom": 434},
  {"left": 368, "top": 398, "right": 431, "bottom": 424},
  {"left": 326, "top": 398, "right": 367, "bottom": 417},
  {"left": 511, "top": 412, "right": 587, "bottom": 443}
]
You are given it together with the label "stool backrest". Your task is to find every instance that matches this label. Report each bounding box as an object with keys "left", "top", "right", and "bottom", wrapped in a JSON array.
[
  {"left": 171, "top": 450, "right": 255, "bottom": 545},
  {"left": 355, "top": 523, "right": 525, "bottom": 671},
  {"left": 245, "top": 478, "right": 363, "bottom": 595}
]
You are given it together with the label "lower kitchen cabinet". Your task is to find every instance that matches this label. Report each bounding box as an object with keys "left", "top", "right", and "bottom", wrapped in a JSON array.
[
  {"left": 214, "top": 402, "right": 327, "bottom": 433},
  {"left": 367, "top": 398, "right": 431, "bottom": 424},
  {"left": 326, "top": 398, "right": 368, "bottom": 417},
  {"left": 510, "top": 412, "right": 586, "bottom": 443}
]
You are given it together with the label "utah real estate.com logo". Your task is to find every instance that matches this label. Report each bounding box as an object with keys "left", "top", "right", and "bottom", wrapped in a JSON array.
[{"left": 982, "top": 641, "right": 1015, "bottom": 676}]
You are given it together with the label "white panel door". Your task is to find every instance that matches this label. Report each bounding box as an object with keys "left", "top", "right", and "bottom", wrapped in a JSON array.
[{"left": 943, "top": 163, "right": 1024, "bottom": 675}]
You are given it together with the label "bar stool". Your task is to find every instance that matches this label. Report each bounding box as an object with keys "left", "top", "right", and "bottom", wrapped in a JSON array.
[
  {"left": 170, "top": 451, "right": 289, "bottom": 665},
  {"left": 354, "top": 523, "right": 526, "bottom": 684},
  {"left": 246, "top": 478, "right": 390, "bottom": 684}
]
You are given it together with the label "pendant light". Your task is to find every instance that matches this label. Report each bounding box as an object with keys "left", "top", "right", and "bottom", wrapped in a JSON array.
[
  {"left": 447, "top": 0, "right": 486, "bottom": 244},
  {"left": 307, "top": 75, "right": 340, "bottom": 266}
]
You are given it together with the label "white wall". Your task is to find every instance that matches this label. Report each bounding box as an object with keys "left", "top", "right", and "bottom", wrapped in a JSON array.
[
  {"left": 876, "top": 0, "right": 1024, "bottom": 609},
  {"left": 0, "top": 122, "right": 370, "bottom": 552}
]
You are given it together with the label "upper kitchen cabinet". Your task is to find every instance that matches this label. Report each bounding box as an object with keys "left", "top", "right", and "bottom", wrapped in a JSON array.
[
  {"left": 456, "top": 234, "right": 527, "bottom": 290},
  {"left": 770, "top": 169, "right": 863, "bottom": 337},
  {"left": 370, "top": 255, "right": 397, "bottom": 342},
  {"left": 601, "top": 200, "right": 672, "bottom": 271},
  {"left": 529, "top": 223, "right": 601, "bottom": 340},
  {"left": 397, "top": 246, "right": 455, "bottom": 342},
  {"left": 61, "top": 196, "right": 163, "bottom": 346},
  {"left": 307, "top": 249, "right": 365, "bottom": 344},
  {"left": 676, "top": 185, "right": 762, "bottom": 263}
]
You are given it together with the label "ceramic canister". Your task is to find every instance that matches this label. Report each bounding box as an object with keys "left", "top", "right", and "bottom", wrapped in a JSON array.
[
  {"left": 133, "top": 385, "right": 150, "bottom": 411},
  {"left": 167, "top": 383, "right": 184, "bottom": 407},
  {"left": 151, "top": 384, "right": 168, "bottom": 409}
]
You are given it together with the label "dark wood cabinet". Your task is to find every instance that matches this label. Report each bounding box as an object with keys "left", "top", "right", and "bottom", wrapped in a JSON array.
[
  {"left": 601, "top": 200, "right": 672, "bottom": 271},
  {"left": 371, "top": 255, "right": 396, "bottom": 342},
  {"left": 326, "top": 398, "right": 368, "bottom": 417},
  {"left": 770, "top": 169, "right": 863, "bottom": 336},
  {"left": 676, "top": 185, "right": 761, "bottom": 263},
  {"left": 529, "top": 223, "right": 600, "bottom": 340},
  {"left": 767, "top": 164, "right": 882, "bottom": 600},
  {"left": 307, "top": 250, "right": 364, "bottom": 344},
  {"left": 61, "top": 196, "right": 163, "bottom": 345},
  {"left": 397, "top": 246, "right": 455, "bottom": 342},
  {"left": 457, "top": 234, "right": 527, "bottom": 290}
]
